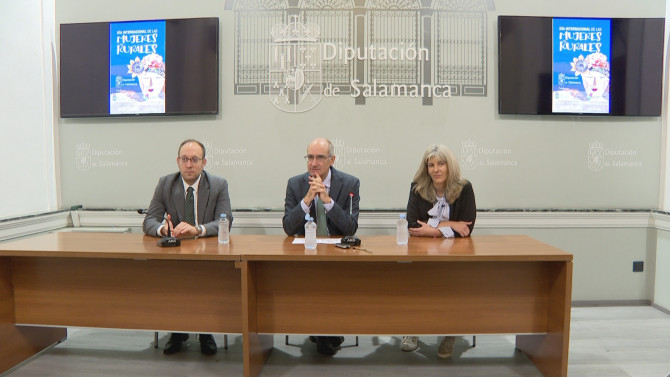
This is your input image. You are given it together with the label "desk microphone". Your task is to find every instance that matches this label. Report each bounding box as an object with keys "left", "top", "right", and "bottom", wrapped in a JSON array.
[
  {"left": 340, "top": 192, "right": 361, "bottom": 246},
  {"left": 157, "top": 215, "right": 181, "bottom": 247}
]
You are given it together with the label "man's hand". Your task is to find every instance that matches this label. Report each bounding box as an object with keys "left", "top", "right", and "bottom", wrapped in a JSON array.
[
  {"left": 304, "top": 174, "right": 332, "bottom": 205},
  {"left": 160, "top": 214, "right": 175, "bottom": 236},
  {"left": 161, "top": 214, "right": 199, "bottom": 238},
  {"left": 172, "top": 222, "right": 200, "bottom": 238}
]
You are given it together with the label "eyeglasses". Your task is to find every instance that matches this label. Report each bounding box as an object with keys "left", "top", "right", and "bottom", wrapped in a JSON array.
[
  {"left": 180, "top": 156, "right": 203, "bottom": 164},
  {"left": 304, "top": 154, "right": 331, "bottom": 162}
]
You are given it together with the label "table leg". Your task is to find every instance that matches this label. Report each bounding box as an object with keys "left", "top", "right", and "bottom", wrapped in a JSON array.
[
  {"left": 240, "top": 261, "right": 273, "bottom": 377},
  {"left": 516, "top": 261, "right": 572, "bottom": 377},
  {"left": 0, "top": 257, "right": 66, "bottom": 374}
]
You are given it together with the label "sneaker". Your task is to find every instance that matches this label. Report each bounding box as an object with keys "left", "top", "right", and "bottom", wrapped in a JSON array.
[
  {"left": 400, "top": 336, "right": 419, "bottom": 352},
  {"left": 437, "top": 336, "right": 455, "bottom": 359}
]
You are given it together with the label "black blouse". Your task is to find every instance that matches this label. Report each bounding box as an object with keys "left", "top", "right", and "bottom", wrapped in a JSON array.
[{"left": 405, "top": 181, "right": 477, "bottom": 237}]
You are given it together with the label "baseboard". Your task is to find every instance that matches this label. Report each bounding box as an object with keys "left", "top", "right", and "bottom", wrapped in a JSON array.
[
  {"left": 572, "top": 300, "right": 652, "bottom": 307},
  {"left": 652, "top": 303, "right": 670, "bottom": 315}
]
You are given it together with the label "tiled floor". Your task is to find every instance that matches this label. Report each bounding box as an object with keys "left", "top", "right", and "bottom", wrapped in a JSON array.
[{"left": 4, "top": 306, "right": 670, "bottom": 377}]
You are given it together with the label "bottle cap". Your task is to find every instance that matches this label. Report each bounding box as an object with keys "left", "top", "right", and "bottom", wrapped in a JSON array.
[
  {"left": 220, "top": 213, "right": 226, "bottom": 218},
  {"left": 399, "top": 213, "right": 406, "bottom": 219}
]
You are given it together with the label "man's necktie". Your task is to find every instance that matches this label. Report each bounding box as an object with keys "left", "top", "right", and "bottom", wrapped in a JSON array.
[
  {"left": 184, "top": 187, "right": 195, "bottom": 225},
  {"left": 316, "top": 197, "right": 328, "bottom": 237}
]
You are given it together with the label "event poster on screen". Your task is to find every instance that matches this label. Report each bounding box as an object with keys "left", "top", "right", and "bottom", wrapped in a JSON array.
[
  {"left": 552, "top": 18, "right": 611, "bottom": 114},
  {"left": 110, "top": 20, "right": 166, "bottom": 115}
]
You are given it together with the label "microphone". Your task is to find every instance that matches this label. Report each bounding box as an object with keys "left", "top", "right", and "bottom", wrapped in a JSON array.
[
  {"left": 341, "top": 192, "right": 361, "bottom": 246},
  {"left": 157, "top": 215, "right": 181, "bottom": 247}
]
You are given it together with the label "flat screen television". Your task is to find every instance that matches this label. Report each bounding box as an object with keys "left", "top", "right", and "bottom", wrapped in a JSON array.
[
  {"left": 60, "top": 17, "right": 219, "bottom": 118},
  {"left": 498, "top": 16, "right": 664, "bottom": 116}
]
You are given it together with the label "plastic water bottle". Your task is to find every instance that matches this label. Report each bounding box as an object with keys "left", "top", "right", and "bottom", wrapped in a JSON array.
[
  {"left": 304, "top": 214, "right": 317, "bottom": 250},
  {"left": 397, "top": 213, "right": 409, "bottom": 245},
  {"left": 218, "top": 213, "right": 229, "bottom": 244}
]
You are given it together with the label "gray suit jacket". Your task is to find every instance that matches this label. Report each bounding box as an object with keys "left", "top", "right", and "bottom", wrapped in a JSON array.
[
  {"left": 283, "top": 167, "right": 360, "bottom": 236},
  {"left": 142, "top": 171, "right": 233, "bottom": 237}
]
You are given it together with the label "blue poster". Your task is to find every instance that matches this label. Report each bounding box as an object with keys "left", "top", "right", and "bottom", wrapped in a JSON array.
[
  {"left": 552, "top": 18, "right": 611, "bottom": 114},
  {"left": 110, "top": 20, "right": 166, "bottom": 115}
]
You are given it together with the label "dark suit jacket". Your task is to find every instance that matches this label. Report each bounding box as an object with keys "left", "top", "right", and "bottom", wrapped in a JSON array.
[
  {"left": 283, "top": 167, "right": 360, "bottom": 236},
  {"left": 142, "top": 171, "right": 233, "bottom": 237},
  {"left": 406, "top": 181, "right": 476, "bottom": 237}
]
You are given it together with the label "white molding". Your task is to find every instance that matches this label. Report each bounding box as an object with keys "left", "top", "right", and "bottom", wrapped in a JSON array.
[
  {"left": 75, "top": 210, "right": 145, "bottom": 228},
  {"left": 228, "top": 210, "right": 655, "bottom": 229},
  {"left": 0, "top": 212, "right": 71, "bottom": 242},
  {"left": 2, "top": 210, "right": 669, "bottom": 241},
  {"left": 652, "top": 212, "right": 670, "bottom": 232},
  {"left": 231, "top": 212, "right": 284, "bottom": 228},
  {"left": 476, "top": 211, "right": 653, "bottom": 228}
]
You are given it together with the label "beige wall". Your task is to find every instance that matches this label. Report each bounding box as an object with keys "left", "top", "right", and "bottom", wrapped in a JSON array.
[{"left": 54, "top": 0, "right": 666, "bottom": 211}]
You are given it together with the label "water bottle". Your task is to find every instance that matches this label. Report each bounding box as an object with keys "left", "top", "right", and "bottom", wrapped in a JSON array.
[
  {"left": 218, "top": 213, "right": 229, "bottom": 244},
  {"left": 304, "top": 214, "right": 317, "bottom": 250},
  {"left": 396, "top": 213, "right": 409, "bottom": 245}
]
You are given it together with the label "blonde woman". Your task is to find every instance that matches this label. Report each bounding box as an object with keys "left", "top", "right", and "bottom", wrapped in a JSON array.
[{"left": 400, "top": 144, "right": 476, "bottom": 358}]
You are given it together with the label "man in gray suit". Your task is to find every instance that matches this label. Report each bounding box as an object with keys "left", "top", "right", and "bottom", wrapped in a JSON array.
[
  {"left": 282, "top": 137, "right": 360, "bottom": 356},
  {"left": 143, "top": 139, "right": 232, "bottom": 356},
  {"left": 283, "top": 138, "right": 360, "bottom": 237}
]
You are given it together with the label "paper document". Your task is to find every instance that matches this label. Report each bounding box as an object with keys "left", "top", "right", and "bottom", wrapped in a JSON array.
[{"left": 292, "top": 238, "right": 342, "bottom": 245}]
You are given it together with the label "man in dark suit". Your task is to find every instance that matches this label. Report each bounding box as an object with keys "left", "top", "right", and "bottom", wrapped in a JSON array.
[
  {"left": 282, "top": 137, "right": 360, "bottom": 356},
  {"left": 143, "top": 139, "right": 232, "bottom": 356}
]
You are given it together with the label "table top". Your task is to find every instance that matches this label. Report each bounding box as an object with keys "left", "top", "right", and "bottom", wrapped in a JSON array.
[{"left": 0, "top": 232, "right": 572, "bottom": 262}]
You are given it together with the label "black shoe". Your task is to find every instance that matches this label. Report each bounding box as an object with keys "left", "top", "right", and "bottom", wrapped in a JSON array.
[
  {"left": 312, "top": 336, "right": 336, "bottom": 356},
  {"left": 163, "top": 333, "right": 189, "bottom": 355},
  {"left": 199, "top": 334, "right": 218, "bottom": 355}
]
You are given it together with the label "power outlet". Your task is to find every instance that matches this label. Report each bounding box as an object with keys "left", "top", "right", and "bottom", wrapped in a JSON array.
[{"left": 632, "top": 261, "right": 644, "bottom": 272}]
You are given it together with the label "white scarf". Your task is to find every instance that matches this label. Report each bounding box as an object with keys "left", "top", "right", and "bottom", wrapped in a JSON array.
[{"left": 426, "top": 196, "right": 450, "bottom": 228}]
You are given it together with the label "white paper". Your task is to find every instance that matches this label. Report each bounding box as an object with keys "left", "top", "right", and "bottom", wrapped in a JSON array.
[{"left": 292, "top": 237, "right": 342, "bottom": 244}]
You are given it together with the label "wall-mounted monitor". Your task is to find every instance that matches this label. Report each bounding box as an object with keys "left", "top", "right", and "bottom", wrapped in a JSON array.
[
  {"left": 60, "top": 17, "right": 219, "bottom": 118},
  {"left": 498, "top": 16, "right": 664, "bottom": 116}
]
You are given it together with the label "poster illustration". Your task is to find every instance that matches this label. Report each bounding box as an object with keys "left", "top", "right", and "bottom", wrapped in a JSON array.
[
  {"left": 552, "top": 18, "right": 611, "bottom": 114},
  {"left": 110, "top": 20, "right": 166, "bottom": 115}
]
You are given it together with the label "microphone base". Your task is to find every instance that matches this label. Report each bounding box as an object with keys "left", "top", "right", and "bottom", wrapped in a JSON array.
[
  {"left": 340, "top": 235, "right": 361, "bottom": 246},
  {"left": 157, "top": 236, "right": 181, "bottom": 247}
]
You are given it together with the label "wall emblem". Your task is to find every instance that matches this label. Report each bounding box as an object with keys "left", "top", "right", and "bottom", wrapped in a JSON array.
[
  {"left": 460, "top": 139, "right": 479, "bottom": 170},
  {"left": 269, "top": 17, "right": 322, "bottom": 113},
  {"left": 75, "top": 141, "right": 92, "bottom": 172},
  {"left": 588, "top": 140, "right": 605, "bottom": 171},
  {"left": 230, "top": 0, "right": 492, "bottom": 112},
  {"left": 333, "top": 138, "right": 346, "bottom": 170}
]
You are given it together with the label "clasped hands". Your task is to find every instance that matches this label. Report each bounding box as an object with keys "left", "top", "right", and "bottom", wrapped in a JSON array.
[
  {"left": 161, "top": 214, "right": 200, "bottom": 238},
  {"left": 409, "top": 220, "right": 473, "bottom": 238},
  {"left": 303, "top": 174, "right": 332, "bottom": 206}
]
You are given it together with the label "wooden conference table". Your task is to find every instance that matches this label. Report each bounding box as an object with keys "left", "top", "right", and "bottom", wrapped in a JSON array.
[{"left": 0, "top": 232, "right": 572, "bottom": 377}]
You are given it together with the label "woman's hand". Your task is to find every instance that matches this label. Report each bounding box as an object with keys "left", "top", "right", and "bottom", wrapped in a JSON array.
[
  {"left": 408, "top": 220, "right": 440, "bottom": 237},
  {"left": 440, "top": 221, "right": 473, "bottom": 237}
]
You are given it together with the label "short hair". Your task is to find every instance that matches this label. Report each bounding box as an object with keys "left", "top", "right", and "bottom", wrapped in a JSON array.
[
  {"left": 325, "top": 138, "right": 334, "bottom": 156},
  {"left": 307, "top": 138, "right": 334, "bottom": 156},
  {"left": 178, "top": 139, "right": 206, "bottom": 158},
  {"left": 412, "top": 144, "right": 466, "bottom": 203}
]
